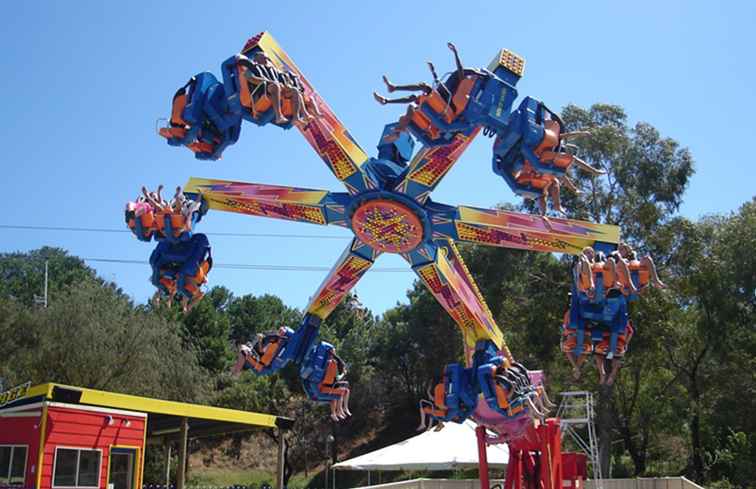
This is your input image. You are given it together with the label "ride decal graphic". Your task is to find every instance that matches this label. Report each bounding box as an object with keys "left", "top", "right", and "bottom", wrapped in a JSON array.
[
  {"left": 405, "top": 130, "right": 479, "bottom": 188},
  {"left": 307, "top": 253, "right": 373, "bottom": 318}
]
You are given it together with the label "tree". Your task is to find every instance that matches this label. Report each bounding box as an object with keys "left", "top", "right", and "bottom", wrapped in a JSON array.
[
  {"left": 0, "top": 247, "right": 103, "bottom": 305},
  {"left": 228, "top": 293, "right": 302, "bottom": 344},
  {"left": 177, "top": 286, "right": 234, "bottom": 374},
  {"left": 558, "top": 104, "right": 695, "bottom": 475},
  {"left": 0, "top": 281, "right": 209, "bottom": 402},
  {"left": 653, "top": 201, "right": 756, "bottom": 483}
]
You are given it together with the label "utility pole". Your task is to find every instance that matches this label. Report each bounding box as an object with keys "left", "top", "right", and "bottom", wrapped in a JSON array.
[{"left": 33, "top": 260, "right": 49, "bottom": 308}]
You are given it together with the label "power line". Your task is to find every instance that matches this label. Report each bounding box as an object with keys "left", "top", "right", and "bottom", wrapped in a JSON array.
[
  {"left": 82, "top": 257, "right": 412, "bottom": 273},
  {"left": 0, "top": 224, "right": 349, "bottom": 240},
  {"left": 2, "top": 225, "right": 415, "bottom": 273}
]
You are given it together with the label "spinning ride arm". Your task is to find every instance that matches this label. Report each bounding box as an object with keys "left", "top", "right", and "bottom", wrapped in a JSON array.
[
  {"left": 241, "top": 33, "right": 372, "bottom": 194},
  {"left": 183, "top": 177, "right": 352, "bottom": 227},
  {"left": 406, "top": 238, "right": 511, "bottom": 362},
  {"left": 305, "top": 237, "right": 379, "bottom": 320},
  {"left": 394, "top": 128, "right": 481, "bottom": 204},
  {"left": 429, "top": 203, "right": 621, "bottom": 255}
]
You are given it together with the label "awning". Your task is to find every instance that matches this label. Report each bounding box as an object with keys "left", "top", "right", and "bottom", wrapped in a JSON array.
[{"left": 333, "top": 420, "right": 509, "bottom": 471}]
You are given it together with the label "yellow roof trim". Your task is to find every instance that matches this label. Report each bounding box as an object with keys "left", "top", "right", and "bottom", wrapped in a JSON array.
[{"left": 29, "top": 383, "right": 278, "bottom": 429}]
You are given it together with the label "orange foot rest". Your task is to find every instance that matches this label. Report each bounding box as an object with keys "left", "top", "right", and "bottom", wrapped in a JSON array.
[
  {"left": 422, "top": 405, "right": 448, "bottom": 418},
  {"left": 539, "top": 151, "right": 574, "bottom": 170},
  {"left": 187, "top": 141, "right": 214, "bottom": 154},
  {"left": 159, "top": 127, "right": 188, "bottom": 140},
  {"left": 508, "top": 403, "right": 525, "bottom": 416},
  {"left": 319, "top": 385, "right": 348, "bottom": 397},
  {"left": 159, "top": 276, "right": 177, "bottom": 295},
  {"left": 188, "top": 260, "right": 211, "bottom": 286}
]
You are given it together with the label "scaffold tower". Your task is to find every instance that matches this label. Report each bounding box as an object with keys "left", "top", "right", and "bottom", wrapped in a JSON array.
[{"left": 557, "top": 391, "right": 603, "bottom": 484}]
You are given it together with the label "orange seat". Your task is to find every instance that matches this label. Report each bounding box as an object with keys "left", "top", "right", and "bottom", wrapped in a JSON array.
[
  {"left": 421, "top": 380, "right": 448, "bottom": 418},
  {"left": 424, "top": 91, "right": 451, "bottom": 121},
  {"left": 422, "top": 381, "right": 448, "bottom": 418},
  {"left": 169, "top": 213, "right": 188, "bottom": 237},
  {"left": 252, "top": 338, "right": 283, "bottom": 372},
  {"left": 450, "top": 77, "right": 476, "bottom": 117},
  {"left": 495, "top": 383, "right": 511, "bottom": 410},
  {"left": 170, "top": 91, "right": 188, "bottom": 126},
  {"left": 419, "top": 76, "right": 477, "bottom": 125},
  {"left": 410, "top": 109, "right": 441, "bottom": 140},
  {"left": 318, "top": 358, "right": 348, "bottom": 396},
  {"left": 159, "top": 82, "right": 191, "bottom": 142},
  {"left": 592, "top": 262, "right": 618, "bottom": 290},
  {"left": 237, "top": 63, "right": 296, "bottom": 120}
]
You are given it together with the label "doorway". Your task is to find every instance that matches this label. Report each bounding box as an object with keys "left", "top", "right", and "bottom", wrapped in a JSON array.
[{"left": 109, "top": 448, "right": 137, "bottom": 489}]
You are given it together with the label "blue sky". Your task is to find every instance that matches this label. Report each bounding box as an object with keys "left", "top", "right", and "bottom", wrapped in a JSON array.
[{"left": 1, "top": 1, "right": 754, "bottom": 315}]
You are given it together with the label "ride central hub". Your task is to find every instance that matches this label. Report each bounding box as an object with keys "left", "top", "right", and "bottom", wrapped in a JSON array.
[{"left": 350, "top": 197, "right": 425, "bottom": 253}]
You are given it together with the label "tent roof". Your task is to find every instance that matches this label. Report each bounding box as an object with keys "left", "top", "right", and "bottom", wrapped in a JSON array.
[{"left": 333, "top": 420, "right": 509, "bottom": 471}]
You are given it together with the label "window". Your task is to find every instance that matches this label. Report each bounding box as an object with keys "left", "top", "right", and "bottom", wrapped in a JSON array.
[
  {"left": 0, "top": 445, "right": 28, "bottom": 486},
  {"left": 53, "top": 448, "right": 101, "bottom": 488}
]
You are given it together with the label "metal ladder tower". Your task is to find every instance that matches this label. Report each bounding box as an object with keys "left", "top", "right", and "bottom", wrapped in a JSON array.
[{"left": 557, "top": 391, "right": 603, "bottom": 484}]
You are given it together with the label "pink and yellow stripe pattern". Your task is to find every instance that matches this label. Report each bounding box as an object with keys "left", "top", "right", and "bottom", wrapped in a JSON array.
[
  {"left": 246, "top": 32, "right": 369, "bottom": 190},
  {"left": 184, "top": 177, "right": 330, "bottom": 225}
]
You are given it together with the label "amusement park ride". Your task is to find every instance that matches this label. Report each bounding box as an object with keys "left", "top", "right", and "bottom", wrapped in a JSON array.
[{"left": 125, "top": 32, "right": 661, "bottom": 489}]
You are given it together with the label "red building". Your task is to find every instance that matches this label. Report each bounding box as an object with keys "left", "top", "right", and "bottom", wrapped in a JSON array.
[{"left": 0, "top": 383, "right": 290, "bottom": 489}]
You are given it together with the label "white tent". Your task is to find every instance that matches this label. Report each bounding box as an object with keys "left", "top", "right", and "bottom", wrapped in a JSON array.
[{"left": 332, "top": 420, "right": 509, "bottom": 471}]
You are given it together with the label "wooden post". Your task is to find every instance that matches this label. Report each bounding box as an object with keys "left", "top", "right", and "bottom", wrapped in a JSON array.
[
  {"left": 165, "top": 443, "right": 172, "bottom": 489},
  {"left": 176, "top": 418, "right": 189, "bottom": 489},
  {"left": 276, "top": 430, "right": 285, "bottom": 489}
]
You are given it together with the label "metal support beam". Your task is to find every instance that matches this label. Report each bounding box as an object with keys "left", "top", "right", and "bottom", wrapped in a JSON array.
[
  {"left": 476, "top": 425, "right": 490, "bottom": 489},
  {"left": 176, "top": 417, "right": 189, "bottom": 489}
]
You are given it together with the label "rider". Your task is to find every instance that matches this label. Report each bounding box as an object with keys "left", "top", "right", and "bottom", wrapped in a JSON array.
[
  {"left": 418, "top": 375, "right": 448, "bottom": 431},
  {"left": 232, "top": 327, "right": 289, "bottom": 374},
  {"left": 373, "top": 42, "right": 486, "bottom": 106}
]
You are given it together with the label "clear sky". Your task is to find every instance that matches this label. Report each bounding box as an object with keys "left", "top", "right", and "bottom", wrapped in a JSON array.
[{"left": 1, "top": 1, "right": 754, "bottom": 314}]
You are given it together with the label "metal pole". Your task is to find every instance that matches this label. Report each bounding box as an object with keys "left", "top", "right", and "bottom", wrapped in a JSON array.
[
  {"left": 476, "top": 425, "right": 490, "bottom": 489},
  {"left": 276, "top": 430, "right": 285, "bottom": 489},
  {"left": 176, "top": 418, "right": 189, "bottom": 489},
  {"left": 43, "top": 260, "right": 48, "bottom": 308}
]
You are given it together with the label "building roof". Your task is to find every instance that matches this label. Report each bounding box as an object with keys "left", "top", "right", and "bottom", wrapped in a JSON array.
[{"left": 0, "top": 382, "right": 292, "bottom": 440}]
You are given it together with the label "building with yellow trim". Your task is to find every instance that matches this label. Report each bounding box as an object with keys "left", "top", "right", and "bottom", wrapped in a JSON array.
[{"left": 0, "top": 383, "right": 292, "bottom": 489}]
